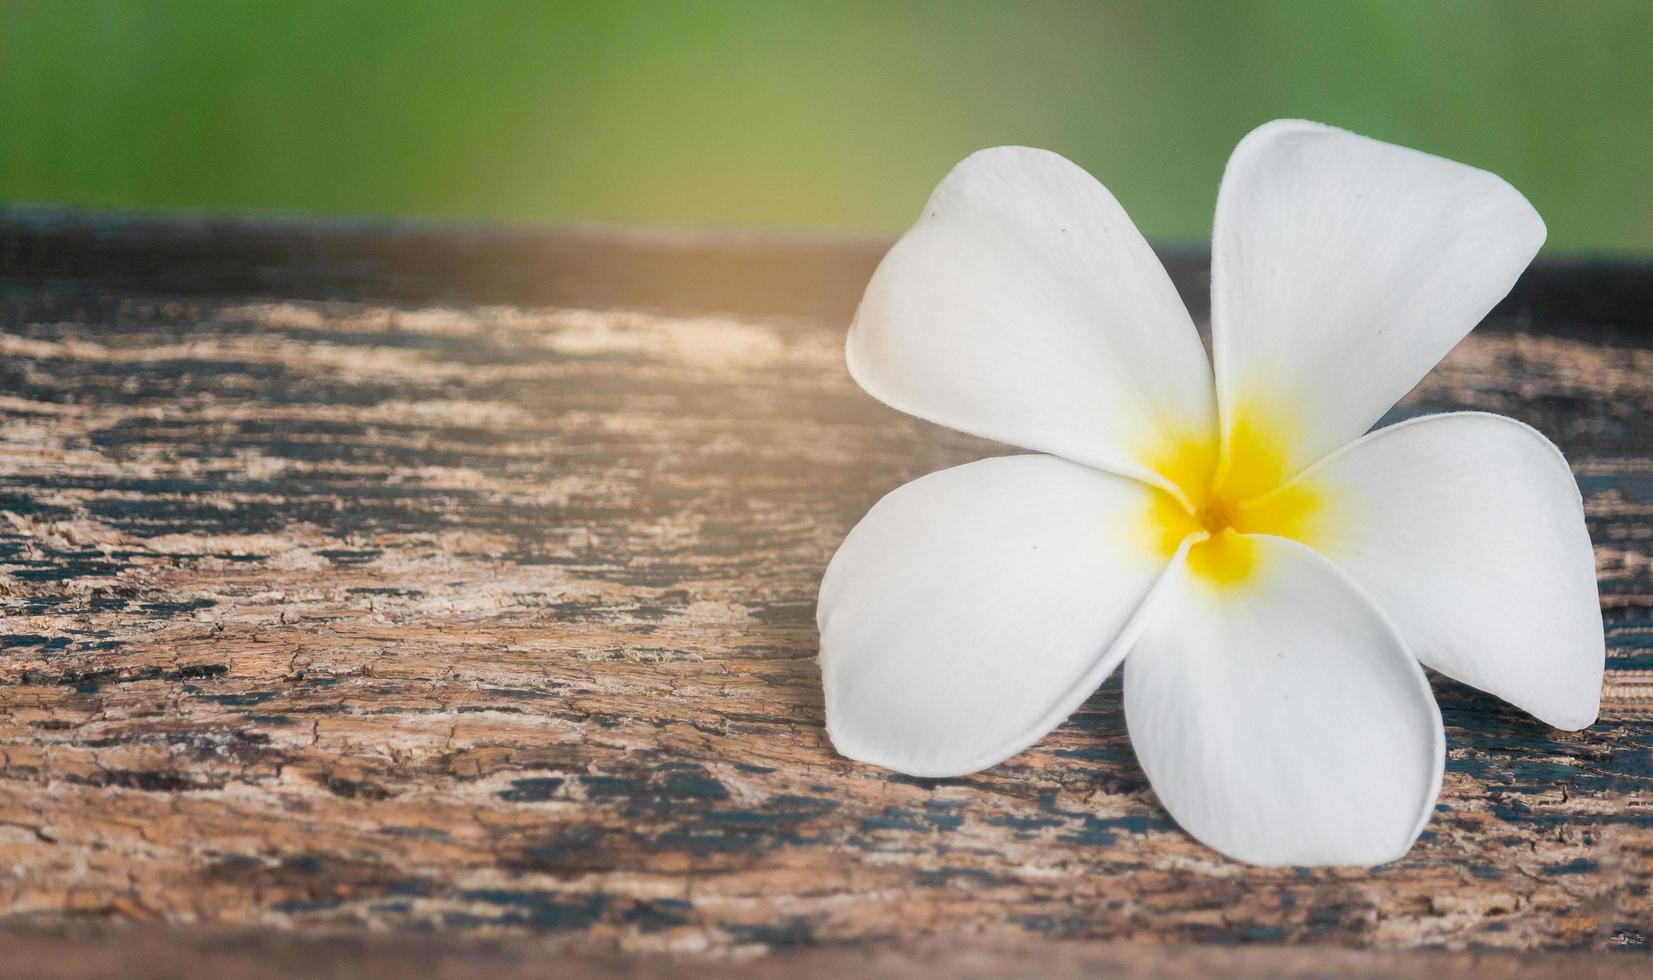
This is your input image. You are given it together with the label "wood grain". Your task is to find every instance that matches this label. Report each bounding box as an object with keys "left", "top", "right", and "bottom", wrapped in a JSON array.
[{"left": 0, "top": 210, "right": 1648, "bottom": 967}]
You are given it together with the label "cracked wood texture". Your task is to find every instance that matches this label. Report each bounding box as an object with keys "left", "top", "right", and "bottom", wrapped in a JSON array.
[{"left": 0, "top": 209, "right": 1649, "bottom": 974}]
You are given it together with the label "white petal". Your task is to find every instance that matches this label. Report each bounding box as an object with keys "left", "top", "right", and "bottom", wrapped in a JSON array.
[
  {"left": 850, "top": 147, "right": 1216, "bottom": 491},
  {"left": 1125, "top": 536, "right": 1444, "bottom": 866},
  {"left": 1285, "top": 412, "right": 1604, "bottom": 730},
  {"left": 1211, "top": 120, "right": 1545, "bottom": 480},
  {"left": 819, "top": 454, "right": 1178, "bottom": 778}
]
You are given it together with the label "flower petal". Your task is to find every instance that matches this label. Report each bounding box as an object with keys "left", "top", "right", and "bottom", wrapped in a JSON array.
[
  {"left": 1211, "top": 120, "right": 1545, "bottom": 486},
  {"left": 850, "top": 147, "right": 1217, "bottom": 493},
  {"left": 819, "top": 454, "right": 1179, "bottom": 777},
  {"left": 1124, "top": 535, "right": 1444, "bottom": 866},
  {"left": 1282, "top": 412, "right": 1604, "bottom": 730}
]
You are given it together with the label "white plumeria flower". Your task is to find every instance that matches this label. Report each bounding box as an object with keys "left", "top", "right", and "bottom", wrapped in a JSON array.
[{"left": 816, "top": 119, "right": 1606, "bottom": 867}]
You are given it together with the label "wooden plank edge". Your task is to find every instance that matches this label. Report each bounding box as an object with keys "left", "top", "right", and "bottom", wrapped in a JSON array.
[{"left": 0, "top": 926, "right": 1646, "bottom": 979}]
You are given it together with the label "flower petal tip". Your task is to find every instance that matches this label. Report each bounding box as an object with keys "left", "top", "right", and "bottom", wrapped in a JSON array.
[{"left": 1539, "top": 699, "right": 1601, "bottom": 733}]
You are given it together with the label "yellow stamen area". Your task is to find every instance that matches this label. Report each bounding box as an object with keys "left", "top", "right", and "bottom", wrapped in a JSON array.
[{"left": 1142, "top": 409, "right": 1321, "bottom": 589}]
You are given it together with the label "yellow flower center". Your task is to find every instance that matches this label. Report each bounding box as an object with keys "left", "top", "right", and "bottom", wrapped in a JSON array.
[{"left": 1143, "top": 411, "right": 1321, "bottom": 587}]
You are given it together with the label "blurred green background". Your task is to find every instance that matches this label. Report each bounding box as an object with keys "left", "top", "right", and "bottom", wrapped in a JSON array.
[{"left": 2, "top": 0, "right": 1649, "bottom": 252}]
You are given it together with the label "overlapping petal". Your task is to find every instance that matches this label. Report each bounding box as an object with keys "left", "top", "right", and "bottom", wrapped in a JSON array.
[
  {"left": 849, "top": 147, "right": 1217, "bottom": 493},
  {"left": 1279, "top": 412, "right": 1604, "bottom": 730},
  {"left": 818, "top": 454, "right": 1180, "bottom": 778},
  {"left": 1124, "top": 536, "right": 1444, "bottom": 866},
  {"left": 1210, "top": 120, "right": 1545, "bottom": 494}
]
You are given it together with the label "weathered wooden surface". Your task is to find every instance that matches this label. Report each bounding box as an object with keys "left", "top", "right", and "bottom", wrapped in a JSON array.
[
  {"left": 0, "top": 209, "right": 1649, "bottom": 967},
  {"left": 1, "top": 929, "right": 1650, "bottom": 980}
]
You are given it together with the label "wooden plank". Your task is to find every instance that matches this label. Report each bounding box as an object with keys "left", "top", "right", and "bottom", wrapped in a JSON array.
[
  {"left": 0, "top": 928, "right": 1647, "bottom": 979},
  {"left": 0, "top": 209, "right": 1648, "bottom": 964}
]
